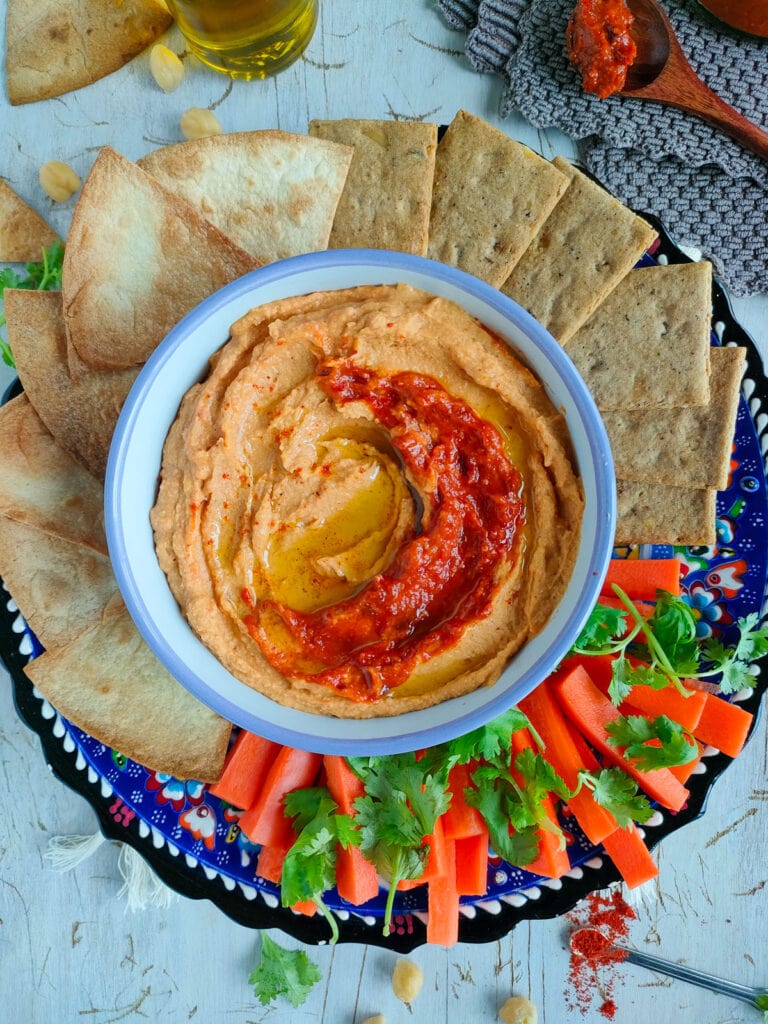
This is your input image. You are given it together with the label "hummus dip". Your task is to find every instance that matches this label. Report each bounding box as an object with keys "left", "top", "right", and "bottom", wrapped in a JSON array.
[{"left": 151, "top": 284, "right": 584, "bottom": 718}]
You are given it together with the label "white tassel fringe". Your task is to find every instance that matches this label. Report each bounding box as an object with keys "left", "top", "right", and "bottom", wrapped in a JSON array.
[{"left": 44, "top": 832, "right": 106, "bottom": 871}]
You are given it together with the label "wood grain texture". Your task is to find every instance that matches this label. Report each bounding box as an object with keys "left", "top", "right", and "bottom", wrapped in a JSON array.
[{"left": 1, "top": 2, "right": 768, "bottom": 1022}]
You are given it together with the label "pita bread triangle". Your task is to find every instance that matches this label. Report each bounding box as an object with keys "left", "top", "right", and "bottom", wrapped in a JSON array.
[
  {"left": 0, "top": 179, "right": 57, "bottom": 261},
  {"left": 5, "top": 0, "right": 172, "bottom": 106},
  {"left": 62, "top": 146, "right": 260, "bottom": 371},
  {"left": 0, "top": 393, "right": 108, "bottom": 555},
  {"left": 5, "top": 289, "right": 138, "bottom": 480},
  {"left": 25, "top": 605, "right": 231, "bottom": 782},
  {"left": 138, "top": 131, "right": 354, "bottom": 264}
]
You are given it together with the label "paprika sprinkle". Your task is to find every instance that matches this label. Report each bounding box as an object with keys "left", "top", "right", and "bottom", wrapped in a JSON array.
[{"left": 566, "top": 890, "right": 636, "bottom": 1019}]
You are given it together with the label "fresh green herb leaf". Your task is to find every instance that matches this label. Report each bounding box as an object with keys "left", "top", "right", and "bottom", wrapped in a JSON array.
[
  {"left": 571, "top": 603, "right": 629, "bottom": 653},
  {"left": 281, "top": 786, "right": 359, "bottom": 944},
  {"left": 249, "top": 932, "right": 321, "bottom": 1007},
  {"left": 754, "top": 990, "right": 768, "bottom": 1020},
  {"left": 463, "top": 774, "right": 541, "bottom": 867},
  {"left": 644, "top": 592, "right": 700, "bottom": 677},
  {"left": 607, "top": 653, "right": 634, "bottom": 705},
  {"left": 605, "top": 714, "right": 698, "bottom": 771},
  {"left": 445, "top": 707, "right": 533, "bottom": 765},
  {"left": 581, "top": 767, "right": 652, "bottom": 829}
]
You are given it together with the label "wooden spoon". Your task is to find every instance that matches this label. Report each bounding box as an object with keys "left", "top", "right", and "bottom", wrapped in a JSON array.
[{"left": 622, "top": 0, "right": 768, "bottom": 162}]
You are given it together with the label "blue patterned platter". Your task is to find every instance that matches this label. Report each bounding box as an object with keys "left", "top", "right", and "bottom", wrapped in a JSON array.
[{"left": 2, "top": 214, "right": 767, "bottom": 951}]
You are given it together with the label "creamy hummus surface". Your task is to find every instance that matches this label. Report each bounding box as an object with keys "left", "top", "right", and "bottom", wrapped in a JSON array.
[{"left": 151, "top": 284, "right": 584, "bottom": 718}]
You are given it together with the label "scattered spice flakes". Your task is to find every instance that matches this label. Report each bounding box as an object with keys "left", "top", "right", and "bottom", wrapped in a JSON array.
[{"left": 566, "top": 889, "right": 636, "bottom": 1020}]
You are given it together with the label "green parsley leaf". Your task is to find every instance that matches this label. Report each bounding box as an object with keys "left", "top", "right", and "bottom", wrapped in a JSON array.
[
  {"left": 605, "top": 714, "right": 698, "bottom": 771},
  {"left": 583, "top": 768, "right": 652, "bottom": 829},
  {"left": 249, "top": 932, "right": 321, "bottom": 1007}
]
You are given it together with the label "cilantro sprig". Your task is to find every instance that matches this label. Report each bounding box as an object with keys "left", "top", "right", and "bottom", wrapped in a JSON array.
[
  {"left": 571, "top": 585, "right": 768, "bottom": 703},
  {"left": 578, "top": 767, "right": 653, "bottom": 829},
  {"left": 755, "top": 991, "right": 768, "bottom": 1022},
  {"left": 605, "top": 714, "right": 698, "bottom": 771},
  {"left": 0, "top": 240, "right": 65, "bottom": 367},
  {"left": 249, "top": 932, "right": 321, "bottom": 1007},
  {"left": 282, "top": 787, "right": 360, "bottom": 944}
]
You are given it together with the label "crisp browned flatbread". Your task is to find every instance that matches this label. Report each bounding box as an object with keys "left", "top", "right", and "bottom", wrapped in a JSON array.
[
  {"left": 605, "top": 346, "right": 745, "bottom": 490},
  {"left": 5, "top": 0, "right": 172, "bottom": 105},
  {"left": 62, "top": 147, "right": 259, "bottom": 371},
  {"left": 24, "top": 606, "right": 231, "bottom": 782},
  {"left": 308, "top": 118, "right": 437, "bottom": 255},
  {"left": 427, "top": 110, "right": 569, "bottom": 287},
  {"left": 0, "top": 394, "right": 107, "bottom": 555},
  {"left": 5, "top": 289, "right": 138, "bottom": 479},
  {"left": 0, "top": 516, "right": 120, "bottom": 650},
  {"left": 0, "top": 179, "right": 57, "bottom": 260},
  {"left": 501, "top": 157, "right": 657, "bottom": 344},
  {"left": 138, "top": 131, "right": 353, "bottom": 264},
  {"left": 616, "top": 480, "right": 716, "bottom": 546},
  {"left": 565, "top": 262, "right": 713, "bottom": 410}
]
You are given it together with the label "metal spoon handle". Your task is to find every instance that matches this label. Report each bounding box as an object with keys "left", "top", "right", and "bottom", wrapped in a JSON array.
[{"left": 620, "top": 945, "right": 763, "bottom": 1007}]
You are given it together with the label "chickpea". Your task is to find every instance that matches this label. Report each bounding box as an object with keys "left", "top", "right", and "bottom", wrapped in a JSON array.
[
  {"left": 499, "top": 994, "right": 538, "bottom": 1024},
  {"left": 361, "top": 1016, "right": 386, "bottom": 1024},
  {"left": 391, "top": 957, "right": 423, "bottom": 1005},
  {"left": 180, "top": 107, "right": 222, "bottom": 141},
  {"left": 149, "top": 44, "right": 185, "bottom": 93},
  {"left": 39, "top": 161, "right": 80, "bottom": 202}
]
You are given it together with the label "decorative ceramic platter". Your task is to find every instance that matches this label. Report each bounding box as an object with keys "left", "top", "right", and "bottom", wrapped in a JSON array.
[{"left": 2, "top": 214, "right": 767, "bottom": 952}]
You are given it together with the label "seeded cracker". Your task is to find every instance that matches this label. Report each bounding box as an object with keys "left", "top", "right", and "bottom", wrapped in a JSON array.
[
  {"left": 501, "top": 157, "right": 657, "bottom": 344},
  {"left": 4, "top": 290, "right": 138, "bottom": 480},
  {"left": 24, "top": 607, "right": 231, "bottom": 782},
  {"left": 5, "top": 0, "right": 172, "bottom": 105},
  {"left": 138, "top": 132, "right": 354, "bottom": 264},
  {"left": 427, "top": 110, "right": 569, "bottom": 287},
  {"left": 564, "top": 262, "right": 713, "bottom": 409},
  {"left": 616, "top": 481, "right": 716, "bottom": 546},
  {"left": 308, "top": 119, "right": 437, "bottom": 255},
  {"left": 604, "top": 346, "right": 745, "bottom": 490},
  {"left": 62, "top": 147, "right": 259, "bottom": 371},
  {"left": 0, "top": 180, "right": 56, "bottom": 261}
]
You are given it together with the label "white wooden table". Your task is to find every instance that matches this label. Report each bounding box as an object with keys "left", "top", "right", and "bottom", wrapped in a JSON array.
[{"left": 2, "top": 4, "right": 767, "bottom": 1022}]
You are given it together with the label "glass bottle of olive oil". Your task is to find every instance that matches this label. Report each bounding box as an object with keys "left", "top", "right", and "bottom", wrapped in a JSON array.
[{"left": 165, "top": 0, "right": 318, "bottom": 79}]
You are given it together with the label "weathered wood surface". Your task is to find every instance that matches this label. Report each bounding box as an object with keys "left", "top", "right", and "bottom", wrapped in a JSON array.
[{"left": 1, "top": 3, "right": 767, "bottom": 1021}]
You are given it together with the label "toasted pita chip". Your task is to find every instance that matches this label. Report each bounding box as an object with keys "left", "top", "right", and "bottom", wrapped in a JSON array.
[
  {"left": 0, "top": 394, "right": 107, "bottom": 555},
  {"left": 616, "top": 480, "right": 716, "bottom": 546},
  {"left": 427, "top": 110, "right": 569, "bottom": 287},
  {"left": 501, "top": 158, "right": 657, "bottom": 344},
  {"left": 0, "top": 517, "right": 120, "bottom": 650},
  {"left": 565, "top": 262, "right": 713, "bottom": 410},
  {"left": 605, "top": 346, "right": 745, "bottom": 490},
  {"left": 309, "top": 119, "right": 437, "bottom": 255},
  {"left": 0, "top": 180, "right": 57, "bottom": 261},
  {"left": 5, "top": 290, "right": 138, "bottom": 479},
  {"left": 5, "top": 0, "right": 172, "bottom": 106},
  {"left": 25, "top": 607, "right": 231, "bottom": 781},
  {"left": 62, "top": 147, "right": 259, "bottom": 371},
  {"left": 138, "top": 131, "right": 353, "bottom": 264}
]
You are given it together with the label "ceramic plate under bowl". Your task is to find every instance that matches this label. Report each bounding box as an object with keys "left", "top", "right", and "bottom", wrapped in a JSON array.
[{"left": 105, "top": 249, "right": 615, "bottom": 755}]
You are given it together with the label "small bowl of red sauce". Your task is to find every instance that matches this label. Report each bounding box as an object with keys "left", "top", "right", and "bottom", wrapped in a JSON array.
[
  {"left": 698, "top": 0, "right": 768, "bottom": 38},
  {"left": 105, "top": 250, "right": 615, "bottom": 755}
]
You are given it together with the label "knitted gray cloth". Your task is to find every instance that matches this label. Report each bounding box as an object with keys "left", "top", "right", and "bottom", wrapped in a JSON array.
[{"left": 436, "top": 0, "right": 768, "bottom": 296}]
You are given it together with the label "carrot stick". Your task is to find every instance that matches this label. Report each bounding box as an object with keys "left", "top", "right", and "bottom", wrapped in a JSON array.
[
  {"left": 426, "top": 837, "right": 459, "bottom": 947},
  {"left": 601, "top": 557, "right": 681, "bottom": 600},
  {"left": 454, "top": 830, "right": 489, "bottom": 896},
  {"left": 208, "top": 731, "right": 282, "bottom": 810},
  {"left": 520, "top": 682, "right": 617, "bottom": 845},
  {"left": 323, "top": 755, "right": 379, "bottom": 906},
  {"left": 443, "top": 762, "right": 486, "bottom": 840},
  {"left": 238, "top": 747, "right": 322, "bottom": 848},
  {"left": 256, "top": 839, "right": 293, "bottom": 884},
  {"left": 551, "top": 664, "right": 690, "bottom": 812},
  {"left": 397, "top": 816, "right": 449, "bottom": 890},
  {"left": 693, "top": 692, "right": 754, "bottom": 758},
  {"left": 601, "top": 826, "right": 658, "bottom": 888},
  {"left": 511, "top": 729, "right": 570, "bottom": 879},
  {"left": 291, "top": 899, "right": 317, "bottom": 917}
]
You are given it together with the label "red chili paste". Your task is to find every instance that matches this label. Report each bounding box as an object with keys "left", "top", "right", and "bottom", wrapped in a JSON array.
[
  {"left": 243, "top": 361, "right": 525, "bottom": 703},
  {"left": 698, "top": 0, "right": 768, "bottom": 38},
  {"left": 566, "top": 0, "right": 637, "bottom": 99}
]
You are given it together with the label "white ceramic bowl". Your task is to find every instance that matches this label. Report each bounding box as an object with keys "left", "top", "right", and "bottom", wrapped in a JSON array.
[{"left": 105, "top": 250, "right": 615, "bottom": 756}]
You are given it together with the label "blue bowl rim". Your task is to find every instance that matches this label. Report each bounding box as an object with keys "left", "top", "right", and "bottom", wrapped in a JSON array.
[{"left": 105, "top": 248, "right": 616, "bottom": 755}]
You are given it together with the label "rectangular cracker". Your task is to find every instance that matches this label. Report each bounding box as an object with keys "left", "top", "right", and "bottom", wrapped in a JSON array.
[
  {"left": 427, "top": 109, "right": 569, "bottom": 287},
  {"left": 615, "top": 480, "right": 716, "bottom": 546},
  {"left": 565, "top": 262, "right": 713, "bottom": 410},
  {"left": 604, "top": 346, "right": 745, "bottom": 490},
  {"left": 501, "top": 157, "right": 657, "bottom": 344},
  {"left": 308, "top": 119, "right": 437, "bottom": 255}
]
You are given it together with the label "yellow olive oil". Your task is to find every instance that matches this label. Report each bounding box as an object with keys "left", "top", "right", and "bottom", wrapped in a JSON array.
[{"left": 166, "top": 0, "right": 318, "bottom": 79}]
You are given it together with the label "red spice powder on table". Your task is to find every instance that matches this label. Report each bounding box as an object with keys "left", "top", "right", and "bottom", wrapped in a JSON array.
[{"left": 566, "top": 889, "right": 635, "bottom": 1020}]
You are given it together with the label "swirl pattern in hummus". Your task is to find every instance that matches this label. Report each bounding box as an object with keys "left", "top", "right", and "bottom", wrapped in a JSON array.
[{"left": 151, "top": 284, "right": 584, "bottom": 718}]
